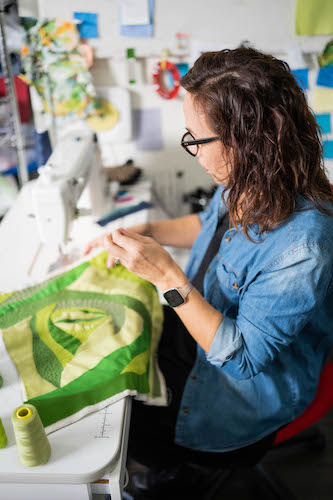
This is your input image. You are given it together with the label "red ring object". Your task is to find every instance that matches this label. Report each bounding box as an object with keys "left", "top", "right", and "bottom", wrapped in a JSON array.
[{"left": 152, "top": 61, "right": 180, "bottom": 99}]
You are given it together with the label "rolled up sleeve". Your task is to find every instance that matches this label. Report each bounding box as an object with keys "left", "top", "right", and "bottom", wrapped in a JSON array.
[
  {"left": 207, "top": 315, "right": 243, "bottom": 365},
  {"left": 207, "top": 244, "right": 333, "bottom": 380}
]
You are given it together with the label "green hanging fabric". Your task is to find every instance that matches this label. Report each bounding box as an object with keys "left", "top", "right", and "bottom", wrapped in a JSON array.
[
  {"left": 296, "top": 0, "right": 333, "bottom": 36},
  {"left": 20, "top": 18, "right": 102, "bottom": 120}
]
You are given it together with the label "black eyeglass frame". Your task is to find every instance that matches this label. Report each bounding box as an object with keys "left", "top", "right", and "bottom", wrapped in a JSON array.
[{"left": 181, "top": 131, "right": 220, "bottom": 157}]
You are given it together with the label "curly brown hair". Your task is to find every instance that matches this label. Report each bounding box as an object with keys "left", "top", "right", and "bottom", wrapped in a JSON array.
[{"left": 180, "top": 47, "right": 333, "bottom": 240}]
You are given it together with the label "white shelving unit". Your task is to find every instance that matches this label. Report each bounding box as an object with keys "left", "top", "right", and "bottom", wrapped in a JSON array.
[{"left": 0, "top": 0, "right": 28, "bottom": 186}]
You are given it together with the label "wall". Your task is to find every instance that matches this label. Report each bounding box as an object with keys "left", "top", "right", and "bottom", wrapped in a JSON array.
[{"left": 20, "top": 0, "right": 333, "bottom": 215}]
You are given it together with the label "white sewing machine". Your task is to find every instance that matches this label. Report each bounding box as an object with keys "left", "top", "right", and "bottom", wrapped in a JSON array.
[
  {"left": 0, "top": 130, "right": 114, "bottom": 290},
  {"left": 32, "top": 131, "right": 110, "bottom": 249},
  {"left": 0, "top": 128, "right": 159, "bottom": 292}
]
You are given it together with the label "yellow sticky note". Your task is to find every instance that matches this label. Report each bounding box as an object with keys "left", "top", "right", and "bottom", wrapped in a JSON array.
[{"left": 313, "top": 87, "right": 333, "bottom": 113}]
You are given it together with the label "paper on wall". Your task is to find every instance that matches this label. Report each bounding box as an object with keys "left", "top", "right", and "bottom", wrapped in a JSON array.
[
  {"left": 133, "top": 108, "right": 163, "bottom": 151},
  {"left": 286, "top": 44, "right": 307, "bottom": 69},
  {"left": 313, "top": 87, "right": 333, "bottom": 113},
  {"left": 119, "top": 0, "right": 149, "bottom": 26}
]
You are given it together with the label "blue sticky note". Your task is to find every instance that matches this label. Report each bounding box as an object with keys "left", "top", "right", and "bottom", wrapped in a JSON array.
[
  {"left": 323, "top": 140, "right": 333, "bottom": 159},
  {"left": 176, "top": 62, "right": 189, "bottom": 78},
  {"left": 291, "top": 68, "right": 309, "bottom": 90},
  {"left": 120, "top": 0, "right": 154, "bottom": 38},
  {"left": 74, "top": 12, "right": 98, "bottom": 39},
  {"left": 316, "top": 114, "right": 331, "bottom": 134},
  {"left": 317, "top": 66, "right": 333, "bottom": 88}
]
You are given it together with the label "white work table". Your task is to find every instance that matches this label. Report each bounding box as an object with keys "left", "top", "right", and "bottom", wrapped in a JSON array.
[{"left": 0, "top": 179, "right": 157, "bottom": 500}]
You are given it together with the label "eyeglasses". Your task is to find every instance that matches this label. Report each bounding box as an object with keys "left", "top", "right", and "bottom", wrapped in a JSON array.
[{"left": 181, "top": 131, "right": 220, "bottom": 157}]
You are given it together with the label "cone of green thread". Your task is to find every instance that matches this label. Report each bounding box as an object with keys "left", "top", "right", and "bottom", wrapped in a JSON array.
[
  {"left": 0, "top": 418, "right": 7, "bottom": 448},
  {"left": 11, "top": 404, "right": 51, "bottom": 466}
]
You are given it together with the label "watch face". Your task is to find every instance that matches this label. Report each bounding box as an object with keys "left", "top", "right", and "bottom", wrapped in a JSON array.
[{"left": 164, "top": 289, "right": 185, "bottom": 307}]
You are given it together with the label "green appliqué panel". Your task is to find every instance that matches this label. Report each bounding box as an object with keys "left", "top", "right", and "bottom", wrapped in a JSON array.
[
  {"left": 0, "top": 252, "right": 164, "bottom": 428},
  {"left": 31, "top": 315, "right": 63, "bottom": 388}
]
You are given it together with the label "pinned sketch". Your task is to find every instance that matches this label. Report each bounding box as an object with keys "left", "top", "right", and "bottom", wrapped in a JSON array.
[
  {"left": 119, "top": 0, "right": 154, "bottom": 37},
  {"left": 120, "top": 0, "right": 149, "bottom": 25}
]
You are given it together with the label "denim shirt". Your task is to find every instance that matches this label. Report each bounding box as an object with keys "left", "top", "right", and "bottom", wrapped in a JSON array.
[{"left": 175, "top": 185, "right": 333, "bottom": 452}]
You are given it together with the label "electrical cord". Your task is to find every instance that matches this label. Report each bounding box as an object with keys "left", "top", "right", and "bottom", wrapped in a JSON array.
[{"left": 123, "top": 466, "right": 129, "bottom": 488}]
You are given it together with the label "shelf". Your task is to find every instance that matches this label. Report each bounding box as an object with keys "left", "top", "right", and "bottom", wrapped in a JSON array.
[{"left": 1, "top": 159, "right": 38, "bottom": 177}]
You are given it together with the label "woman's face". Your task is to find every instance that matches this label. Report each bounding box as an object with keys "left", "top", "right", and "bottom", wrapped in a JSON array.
[{"left": 183, "top": 92, "right": 230, "bottom": 184}]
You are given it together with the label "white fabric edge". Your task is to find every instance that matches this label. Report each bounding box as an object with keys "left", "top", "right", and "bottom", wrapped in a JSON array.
[{"left": 0, "top": 248, "right": 103, "bottom": 294}]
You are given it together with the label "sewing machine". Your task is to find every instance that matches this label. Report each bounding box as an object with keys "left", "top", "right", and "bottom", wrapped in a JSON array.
[{"left": 32, "top": 131, "right": 110, "bottom": 249}]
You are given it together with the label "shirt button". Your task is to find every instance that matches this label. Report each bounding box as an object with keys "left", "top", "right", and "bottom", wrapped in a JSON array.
[
  {"left": 190, "top": 373, "right": 196, "bottom": 380},
  {"left": 232, "top": 282, "right": 239, "bottom": 290},
  {"left": 182, "top": 407, "right": 189, "bottom": 413},
  {"left": 225, "top": 236, "right": 231, "bottom": 242}
]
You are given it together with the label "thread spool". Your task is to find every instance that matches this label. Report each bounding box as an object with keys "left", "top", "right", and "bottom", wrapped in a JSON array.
[
  {"left": 11, "top": 404, "right": 51, "bottom": 466},
  {"left": 0, "top": 417, "right": 7, "bottom": 448}
]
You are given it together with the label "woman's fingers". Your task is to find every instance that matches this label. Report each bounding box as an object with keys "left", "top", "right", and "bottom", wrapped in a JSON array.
[
  {"left": 111, "top": 228, "right": 142, "bottom": 252},
  {"left": 100, "top": 232, "right": 128, "bottom": 268},
  {"left": 83, "top": 227, "right": 173, "bottom": 286},
  {"left": 83, "top": 233, "right": 114, "bottom": 256},
  {"left": 117, "top": 227, "right": 148, "bottom": 241},
  {"left": 107, "top": 253, "right": 115, "bottom": 268},
  {"left": 83, "top": 228, "right": 150, "bottom": 271},
  {"left": 83, "top": 235, "right": 104, "bottom": 255},
  {"left": 111, "top": 228, "right": 170, "bottom": 283},
  {"left": 83, "top": 227, "right": 147, "bottom": 257}
]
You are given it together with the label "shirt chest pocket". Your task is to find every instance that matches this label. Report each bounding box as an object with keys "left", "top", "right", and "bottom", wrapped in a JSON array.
[{"left": 216, "top": 261, "right": 247, "bottom": 295}]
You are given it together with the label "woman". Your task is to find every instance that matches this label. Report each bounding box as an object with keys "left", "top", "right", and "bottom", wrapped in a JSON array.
[{"left": 84, "top": 47, "right": 333, "bottom": 498}]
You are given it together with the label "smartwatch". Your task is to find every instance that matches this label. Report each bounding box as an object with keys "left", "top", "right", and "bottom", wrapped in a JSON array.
[{"left": 163, "top": 281, "right": 193, "bottom": 308}]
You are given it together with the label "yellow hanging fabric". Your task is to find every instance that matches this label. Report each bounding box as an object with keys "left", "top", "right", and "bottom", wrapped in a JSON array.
[{"left": 296, "top": 0, "right": 333, "bottom": 35}]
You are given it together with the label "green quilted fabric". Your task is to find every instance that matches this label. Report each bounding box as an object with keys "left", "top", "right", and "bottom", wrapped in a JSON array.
[{"left": 0, "top": 252, "right": 164, "bottom": 429}]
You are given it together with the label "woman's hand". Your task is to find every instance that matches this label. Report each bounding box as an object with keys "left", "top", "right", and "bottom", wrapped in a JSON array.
[
  {"left": 83, "top": 222, "right": 151, "bottom": 268},
  {"left": 83, "top": 233, "right": 118, "bottom": 268},
  {"left": 89, "top": 227, "right": 187, "bottom": 290}
]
